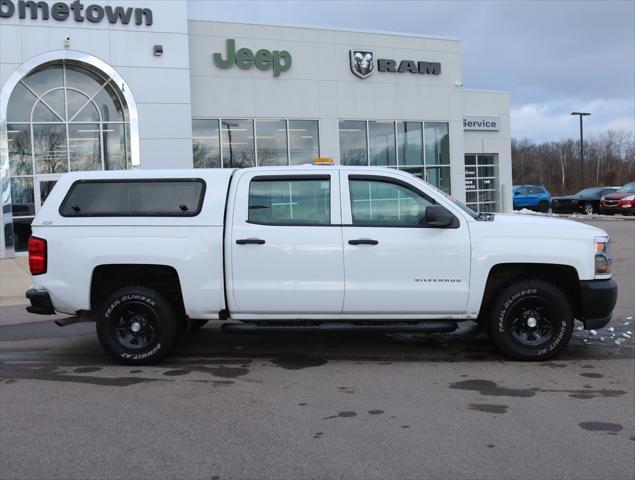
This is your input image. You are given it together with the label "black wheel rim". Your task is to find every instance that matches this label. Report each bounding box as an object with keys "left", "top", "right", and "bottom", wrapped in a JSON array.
[
  {"left": 508, "top": 295, "right": 555, "bottom": 347},
  {"left": 111, "top": 301, "right": 159, "bottom": 350}
]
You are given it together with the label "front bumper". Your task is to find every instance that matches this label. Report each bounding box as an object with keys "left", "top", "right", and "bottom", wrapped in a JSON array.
[
  {"left": 25, "top": 288, "right": 56, "bottom": 315},
  {"left": 600, "top": 204, "right": 634, "bottom": 214},
  {"left": 578, "top": 279, "right": 618, "bottom": 329}
]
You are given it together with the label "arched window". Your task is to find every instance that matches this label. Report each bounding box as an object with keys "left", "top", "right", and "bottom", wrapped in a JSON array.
[{"left": 6, "top": 60, "right": 131, "bottom": 252}]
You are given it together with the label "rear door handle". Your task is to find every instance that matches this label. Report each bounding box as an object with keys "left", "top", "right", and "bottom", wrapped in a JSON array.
[
  {"left": 236, "top": 238, "right": 266, "bottom": 245},
  {"left": 348, "top": 239, "right": 379, "bottom": 246}
]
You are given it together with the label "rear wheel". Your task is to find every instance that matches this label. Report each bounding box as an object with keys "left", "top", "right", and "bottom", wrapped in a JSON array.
[
  {"left": 537, "top": 201, "right": 549, "bottom": 213},
  {"left": 96, "top": 286, "right": 179, "bottom": 365},
  {"left": 487, "top": 279, "right": 574, "bottom": 361},
  {"left": 582, "top": 202, "right": 594, "bottom": 215}
]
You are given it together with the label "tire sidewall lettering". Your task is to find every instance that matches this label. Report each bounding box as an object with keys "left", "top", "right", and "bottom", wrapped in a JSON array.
[{"left": 498, "top": 288, "right": 538, "bottom": 333}]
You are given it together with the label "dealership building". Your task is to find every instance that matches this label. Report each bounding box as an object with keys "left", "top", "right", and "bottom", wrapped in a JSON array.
[{"left": 0, "top": 0, "right": 511, "bottom": 258}]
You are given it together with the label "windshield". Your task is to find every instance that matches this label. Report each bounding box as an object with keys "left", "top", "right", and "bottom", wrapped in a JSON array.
[
  {"left": 617, "top": 183, "right": 635, "bottom": 193},
  {"left": 408, "top": 173, "right": 479, "bottom": 219},
  {"left": 576, "top": 188, "right": 604, "bottom": 196}
]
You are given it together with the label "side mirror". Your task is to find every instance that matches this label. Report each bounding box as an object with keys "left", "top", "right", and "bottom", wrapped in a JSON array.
[
  {"left": 422, "top": 205, "right": 456, "bottom": 228},
  {"left": 514, "top": 191, "right": 520, "bottom": 196}
]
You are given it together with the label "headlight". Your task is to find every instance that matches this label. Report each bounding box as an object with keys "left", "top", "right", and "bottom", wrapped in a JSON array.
[
  {"left": 623, "top": 194, "right": 635, "bottom": 201},
  {"left": 600, "top": 196, "right": 605, "bottom": 202},
  {"left": 594, "top": 236, "right": 611, "bottom": 274}
]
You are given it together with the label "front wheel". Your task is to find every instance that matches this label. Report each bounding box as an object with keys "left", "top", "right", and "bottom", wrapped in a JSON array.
[
  {"left": 96, "top": 286, "right": 179, "bottom": 365},
  {"left": 487, "top": 279, "right": 574, "bottom": 361}
]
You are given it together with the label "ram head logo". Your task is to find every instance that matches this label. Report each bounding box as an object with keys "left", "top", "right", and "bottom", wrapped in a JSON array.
[{"left": 350, "top": 50, "right": 374, "bottom": 79}]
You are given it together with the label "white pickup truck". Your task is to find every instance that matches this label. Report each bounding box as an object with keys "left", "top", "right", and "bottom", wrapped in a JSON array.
[{"left": 25, "top": 165, "right": 617, "bottom": 364}]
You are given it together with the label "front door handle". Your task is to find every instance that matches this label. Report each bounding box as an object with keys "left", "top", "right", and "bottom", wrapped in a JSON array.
[
  {"left": 236, "top": 238, "right": 266, "bottom": 245},
  {"left": 348, "top": 239, "right": 379, "bottom": 246}
]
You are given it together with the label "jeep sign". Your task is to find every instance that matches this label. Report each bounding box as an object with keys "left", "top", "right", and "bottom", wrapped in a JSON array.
[{"left": 213, "top": 39, "right": 292, "bottom": 77}]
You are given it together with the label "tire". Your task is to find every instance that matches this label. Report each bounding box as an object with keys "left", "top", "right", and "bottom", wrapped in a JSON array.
[
  {"left": 487, "top": 279, "right": 574, "bottom": 361},
  {"left": 582, "top": 202, "right": 594, "bottom": 215},
  {"left": 96, "top": 286, "right": 179, "bottom": 365},
  {"left": 189, "top": 319, "right": 209, "bottom": 331},
  {"left": 537, "top": 201, "right": 549, "bottom": 213}
]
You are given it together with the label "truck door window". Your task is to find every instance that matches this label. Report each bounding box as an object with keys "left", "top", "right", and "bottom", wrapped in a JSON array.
[
  {"left": 349, "top": 178, "right": 435, "bottom": 227},
  {"left": 248, "top": 177, "right": 331, "bottom": 225}
]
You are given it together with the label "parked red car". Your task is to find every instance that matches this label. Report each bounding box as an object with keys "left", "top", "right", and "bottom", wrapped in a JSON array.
[{"left": 600, "top": 182, "right": 635, "bottom": 215}]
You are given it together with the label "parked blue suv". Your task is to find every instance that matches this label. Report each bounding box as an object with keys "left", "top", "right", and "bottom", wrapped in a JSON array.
[{"left": 513, "top": 185, "right": 552, "bottom": 212}]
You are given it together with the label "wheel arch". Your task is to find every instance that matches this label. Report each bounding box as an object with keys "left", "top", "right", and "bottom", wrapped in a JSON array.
[
  {"left": 477, "top": 263, "right": 582, "bottom": 321},
  {"left": 90, "top": 264, "right": 185, "bottom": 318}
]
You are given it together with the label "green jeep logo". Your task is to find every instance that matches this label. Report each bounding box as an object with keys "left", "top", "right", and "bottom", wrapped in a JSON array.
[{"left": 213, "top": 39, "right": 292, "bottom": 77}]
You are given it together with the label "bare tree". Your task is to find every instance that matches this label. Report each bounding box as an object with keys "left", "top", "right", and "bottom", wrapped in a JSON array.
[{"left": 513, "top": 130, "right": 634, "bottom": 194}]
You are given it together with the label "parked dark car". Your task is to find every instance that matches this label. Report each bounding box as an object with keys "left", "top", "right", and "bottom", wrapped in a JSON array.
[
  {"left": 600, "top": 182, "right": 635, "bottom": 215},
  {"left": 551, "top": 187, "right": 618, "bottom": 215}
]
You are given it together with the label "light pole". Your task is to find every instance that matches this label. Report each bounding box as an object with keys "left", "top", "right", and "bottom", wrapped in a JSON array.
[{"left": 571, "top": 112, "right": 590, "bottom": 190}]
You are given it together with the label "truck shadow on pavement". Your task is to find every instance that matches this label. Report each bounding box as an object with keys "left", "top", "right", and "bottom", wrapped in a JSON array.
[{"left": 0, "top": 319, "right": 633, "bottom": 389}]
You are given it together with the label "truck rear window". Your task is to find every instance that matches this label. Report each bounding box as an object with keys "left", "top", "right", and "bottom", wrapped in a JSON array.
[{"left": 59, "top": 179, "right": 206, "bottom": 217}]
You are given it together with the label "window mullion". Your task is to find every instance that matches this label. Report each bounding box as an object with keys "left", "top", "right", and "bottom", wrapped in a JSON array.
[
  {"left": 365, "top": 121, "right": 370, "bottom": 166},
  {"left": 286, "top": 119, "right": 291, "bottom": 165},
  {"left": 253, "top": 119, "right": 258, "bottom": 167},
  {"left": 218, "top": 119, "right": 224, "bottom": 168},
  {"left": 63, "top": 63, "right": 71, "bottom": 173}
]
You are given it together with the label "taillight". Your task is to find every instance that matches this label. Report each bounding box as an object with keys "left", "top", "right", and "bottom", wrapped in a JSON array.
[{"left": 28, "top": 236, "right": 47, "bottom": 275}]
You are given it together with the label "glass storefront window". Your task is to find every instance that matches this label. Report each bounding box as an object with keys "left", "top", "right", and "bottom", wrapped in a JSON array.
[
  {"left": 369, "top": 121, "right": 396, "bottom": 166},
  {"left": 400, "top": 166, "right": 425, "bottom": 180},
  {"left": 10, "top": 178, "right": 35, "bottom": 216},
  {"left": 33, "top": 124, "right": 68, "bottom": 174},
  {"left": 425, "top": 166, "right": 451, "bottom": 194},
  {"left": 464, "top": 154, "right": 498, "bottom": 212},
  {"left": 73, "top": 98, "right": 100, "bottom": 122},
  {"left": 193, "top": 119, "right": 320, "bottom": 168},
  {"left": 339, "top": 120, "right": 368, "bottom": 166},
  {"left": 289, "top": 120, "right": 319, "bottom": 165},
  {"left": 40, "top": 180, "right": 57, "bottom": 205},
  {"left": 255, "top": 120, "right": 288, "bottom": 166},
  {"left": 69, "top": 124, "right": 101, "bottom": 171},
  {"left": 221, "top": 119, "right": 255, "bottom": 168},
  {"left": 192, "top": 119, "right": 221, "bottom": 168},
  {"left": 339, "top": 120, "right": 450, "bottom": 193},
  {"left": 32, "top": 101, "right": 61, "bottom": 122},
  {"left": 92, "top": 84, "right": 126, "bottom": 122},
  {"left": 425, "top": 122, "right": 450, "bottom": 165},
  {"left": 65, "top": 63, "right": 105, "bottom": 98},
  {"left": 6, "top": 83, "right": 36, "bottom": 122},
  {"left": 5, "top": 59, "right": 131, "bottom": 252},
  {"left": 397, "top": 121, "right": 424, "bottom": 166},
  {"left": 7, "top": 125, "right": 32, "bottom": 176},
  {"left": 103, "top": 124, "right": 128, "bottom": 170},
  {"left": 22, "top": 64, "right": 64, "bottom": 96}
]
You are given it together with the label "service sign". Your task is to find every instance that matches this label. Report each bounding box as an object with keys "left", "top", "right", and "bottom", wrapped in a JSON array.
[{"left": 463, "top": 116, "right": 500, "bottom": 131}]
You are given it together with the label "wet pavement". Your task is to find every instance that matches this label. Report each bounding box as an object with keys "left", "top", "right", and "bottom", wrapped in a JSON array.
[{"left": 1, "top": 219, "right": 633, "bottom": 480}]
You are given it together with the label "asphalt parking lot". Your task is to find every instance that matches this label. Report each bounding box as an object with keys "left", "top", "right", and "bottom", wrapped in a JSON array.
[{"left": 1, "top": 218, "right": 633, "bottom": 480}]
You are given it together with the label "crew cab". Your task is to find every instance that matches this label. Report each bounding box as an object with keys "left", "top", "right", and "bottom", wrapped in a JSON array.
[{"left": 25, "top": 165, "right": 618, "bottom": 364}]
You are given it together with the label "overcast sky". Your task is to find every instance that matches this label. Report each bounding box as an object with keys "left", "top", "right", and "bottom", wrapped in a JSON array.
[{"left": 187, "top": 0, "right": 635, "bottom": 142}]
